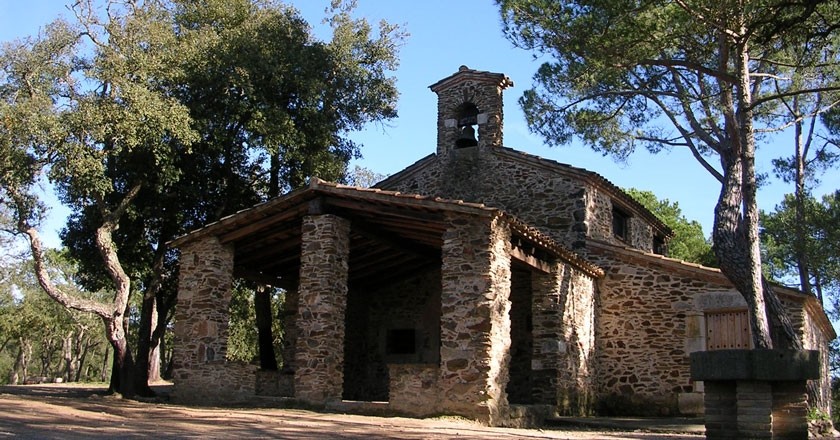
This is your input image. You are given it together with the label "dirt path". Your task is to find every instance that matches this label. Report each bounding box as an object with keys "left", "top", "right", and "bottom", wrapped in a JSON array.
[{"left": 0, "top": 384, "right": 701, "bottom": 439}]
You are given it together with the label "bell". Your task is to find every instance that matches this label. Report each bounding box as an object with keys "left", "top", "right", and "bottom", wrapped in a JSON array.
[{"left": 455, "top": 125, "right": 478, "bottom": 148}]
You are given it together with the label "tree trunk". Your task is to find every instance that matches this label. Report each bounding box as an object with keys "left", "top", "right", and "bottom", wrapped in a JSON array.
[
  {"left": 712, "top": 37, "right": 773, "bottom": 348},
  {"left": 100, "top": 345, "right": 110, "bottom": 383},
  {"left": 792, "top": 110, "right": 814, "bottom": 298},
  {"left": 76, "top": 338, "right": 92, "bottom": 383},
  {"left": 134, "top": 289, "right": 157, "bottom": 396},
  {"left": 9, "top": 338, "right": 29, "bottom": 385},
  {"left": 63, "top": 331, "right": 74, "bottom": 382},
  {"left": 105, "top": 315, "right": 136, "bottom": 398},
  {"left": 255, "top": 286, "right": 278, "bottom": 370}
]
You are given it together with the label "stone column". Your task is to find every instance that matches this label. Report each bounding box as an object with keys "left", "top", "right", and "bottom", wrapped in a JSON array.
[
  {"left": 530, "top": 264, "right": 568, "bottom": 408},
  {"left": 691, "top": 350, "right": 819, "bottom": 440},
  {"left": 173, "top": 236, "right": 255, "bottom": 402},
  {"left": 439, "top": 214, "right": 512, "bottom": 425},
  {"left": 293, "top": 214, "right": 351, "bottom": 404},
  {"left": 531, "top": 262, "right": 595, "bottom": 415}
]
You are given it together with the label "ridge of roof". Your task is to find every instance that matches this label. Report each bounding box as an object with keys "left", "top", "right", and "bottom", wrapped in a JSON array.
[
  {"left": 429, "top": 65, "right": 513, "bottom": 92},
  {"left": 169, "top": 177, "right": 602, "bottom": 279},
  {"left": 492, "top": 147, "right": 674, "bottom": 238},
  {"left": 588, "top": 239, "right": 836, "bottom": 340},
  {"left": 378, "top": 147, "right": 674, "bottom": 238}
]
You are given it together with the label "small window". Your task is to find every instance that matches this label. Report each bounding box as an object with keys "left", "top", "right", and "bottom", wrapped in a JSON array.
[
  {"left": 706, "top": 310, "right": 753, "bottom": 350},
  {"left": 653, "top": 234, "right": 666, "bottom": 255},
  {"left": 612, "top": 206, "right": 630, "bottom": 240},
  {"left": 386, "top": 329, "right": 416, "bottom": 355}
]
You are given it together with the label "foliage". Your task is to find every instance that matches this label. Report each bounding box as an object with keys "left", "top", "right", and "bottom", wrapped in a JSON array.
[
  {"left": 1, "top": 0, "right": 402, "bottom": 392},
  {"left": 625, "top": 188, "right": 715, "bottom": 266},
  {"left": 761, "top": 192, "right": 840, "bottom": 311},
  {"left": 226, "top": 281, "right": 284, "bottom": 366},
  {"left": 344, "top": 165, "right": 388, "bottom": 188},
  {"left": 498, "top": 0, "right": 840, "bottom": 349},
  {"left": 0, "top": 250, "right": 109, "bottom": 384}
]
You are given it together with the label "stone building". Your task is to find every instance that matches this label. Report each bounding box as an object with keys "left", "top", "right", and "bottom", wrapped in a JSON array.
[{"left": 169, "top": 66, "right": 835, "bottom": 426}]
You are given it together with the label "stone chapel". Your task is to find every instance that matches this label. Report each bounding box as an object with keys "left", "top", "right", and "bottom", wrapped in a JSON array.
[{"left": 169, "top": 66, "right": 835, "bottom": 426}]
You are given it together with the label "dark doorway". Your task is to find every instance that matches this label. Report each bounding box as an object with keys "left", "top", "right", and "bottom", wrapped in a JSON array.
[{"left": 507, "top": 266, "right": 534, "bottom": 404}]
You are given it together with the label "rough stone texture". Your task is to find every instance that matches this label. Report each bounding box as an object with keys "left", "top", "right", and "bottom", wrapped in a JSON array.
[
  {"left": 344, "top": 268, "right": 441, "bottom": 402},
  {"left": 439, "top": 213, "right": 512, "bottom": 425},
  {"left": 255, "top": 370, "right": 294, "bottom": 397},
  {"left": 779, "top": 294, "right": 832, "bottom": 415},
  {"left": 388, "top": 364, "right": 440, "bottom": 416},
  {"left": 588, "top": 251, "right": 708, "bottom": 415},
  {"left": 431, "top": 66, "right": 510, "bottom": 158},
  {"left": 294, "top": 214, "right": 351, "bottom": 404},
  {"left": 531, "top": 262, "right": 597, "bottom": 415},
  {"left": 172, "top": 236, "right": 256, "bottom": 403},
  {"left": 691, "top": 350, "right": 818, "bottom": 440}
]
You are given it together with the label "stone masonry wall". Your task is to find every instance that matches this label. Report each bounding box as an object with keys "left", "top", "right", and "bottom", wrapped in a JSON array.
[
  {"left": 389, "top": 363, "right": 441, "bottom": 416},
  {"left": 590, "top": 247, "right": 830, "bottom": 416},
  {"left": 590, "top": 252, "right": 719, "bottom": 415},
  {"left": 344, "top": 268, "right": 441, "bottom": 402},
  {"left": 531, "top": 263, "right": 597, "bottom": 415},
  {"left": 381, "top": 152, "right": 589, "bottom": 250},
  {"left": 585, "top": 186, "right": 654, "bottom": 252},
  {"left": 434, "top": 69, "right": 507, "bottom": 157},
  {"left": 782, "top": 295, "right": 832, "bottom": 415},
  {"left": 439, "top": 213, "right": 512, "bottom": 425},
  {"left": 172, "top": 236, "right": 256, "bottom": 403},
  {"left": 294, "top": 214, "right": 351, "bottom": 404}
]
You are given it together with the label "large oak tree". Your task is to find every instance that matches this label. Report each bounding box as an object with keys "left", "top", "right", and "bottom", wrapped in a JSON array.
[{"left": 1, "top": 0, "right": 401, "bottom": 396}]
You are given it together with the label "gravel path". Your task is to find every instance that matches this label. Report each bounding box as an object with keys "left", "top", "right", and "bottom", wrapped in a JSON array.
[{"left": 0, "top": 384, "right": 702, "bottom": 439}]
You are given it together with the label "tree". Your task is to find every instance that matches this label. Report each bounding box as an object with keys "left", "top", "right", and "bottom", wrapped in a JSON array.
[
  {"left": 498, "top": 0, "right": 840, "bottom": 349},
  {"left": 3, "top": 0, "right": 402, "bottom": 396},
  {"left": 761, "top": 192, "right": 840, "bottom": 310},
  {"left": 625, "top": 188, "right": 715, "bottom": 266},
  {"left": 0, "top": 250, "right": 108, "bottom": 384},
  {"left": 1, "top": 0, "right": 198, "bottom": 396}
]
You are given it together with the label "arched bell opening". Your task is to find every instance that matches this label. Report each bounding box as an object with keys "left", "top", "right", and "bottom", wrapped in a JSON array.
[{"left": 455, "top": 102, "right": 479, "bottom": 148}]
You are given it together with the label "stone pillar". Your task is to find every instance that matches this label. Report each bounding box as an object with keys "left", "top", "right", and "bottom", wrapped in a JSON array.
[
  {"left": 439, "top": 214, "right": 512, "bottom": 425},
  {"left": 691, "top": 350, "right": 819, "bottom": 440},
  {"left": 531, "top": 265, "right": 565, "bottom": 406},
  {"left": 531, "top": 262, "right": 595, "bottom": 416},
  {"left": 293, "top": 214, "right": 351, "bottom": 404},
  {"left": 173, "top": 236, "right": 255, "bottom": 402}
]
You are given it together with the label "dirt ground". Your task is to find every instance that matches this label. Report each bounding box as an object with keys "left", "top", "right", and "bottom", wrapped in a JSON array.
[{"left": 0, "top": 384, "right": 702, "bottom": 439}]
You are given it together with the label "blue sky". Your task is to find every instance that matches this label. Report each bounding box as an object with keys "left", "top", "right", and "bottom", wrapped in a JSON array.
[{"left": 2, "top": 0, "right": 838, "bottom": 249}]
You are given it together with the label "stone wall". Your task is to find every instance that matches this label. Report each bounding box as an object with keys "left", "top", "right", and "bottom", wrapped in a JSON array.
[
  {"left": 589, "top": 250, "right": 723, "bottom": 415},
  {"left": 381, "top": 151, "right": 589, "bottom": 250},
  {"left": 293, "top": 214, "right": 351, "bottom": 404},
  {"left": 439, "top": 213, "right": 512, "bottom": 424},
  {"left": 172, "top": 236, "right": 256, "bottom": 403},
  {"left": 531, "top": 262, "right": 597, "bottom": 415},
  {"left": 590, "top": 244, "right": 832, "bottom": 417},
  {"left": 389, "top": 364, "right": 441, "bottom": 416},
  {"left": 432, "top": 67, "right": 509, "bottom": 157},
  {"left": 585, "top": 186, "right": 654, "bottom": 251},
  {"left": 343, "top": 268, "right": 441, "bottom": 402},
  {"left": 781, "top": 294, "right": 833, "bottom": 415}
]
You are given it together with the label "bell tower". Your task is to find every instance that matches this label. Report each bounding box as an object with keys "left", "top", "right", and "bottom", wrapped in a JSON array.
[{"left": 429, "top": 66, "right": 514, "bottom": 157}]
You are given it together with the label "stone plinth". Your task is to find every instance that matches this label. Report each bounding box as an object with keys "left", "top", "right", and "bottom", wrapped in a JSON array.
[
  {"left": 388, "top": 363, "right": 440, "bottom": 416},
  {"left": 255, "top": 370, "right": 294, "bottom": 397},
  {"left": 690, "top": 350, "right": 819, "bottom": 440}
]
